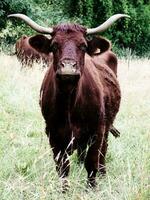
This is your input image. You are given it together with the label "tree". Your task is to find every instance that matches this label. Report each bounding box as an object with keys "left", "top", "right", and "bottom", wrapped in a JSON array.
[
  {"left": 0, "top": 0, "right": 32, "bottom": 30},
  {"left": 62, "top": 0, "right": 150, "bottom": 56}
]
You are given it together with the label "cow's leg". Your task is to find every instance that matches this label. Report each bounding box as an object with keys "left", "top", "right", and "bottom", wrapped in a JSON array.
[
  {"left": 77, "top": 141, "right": 87, "bottom": 164},
  {"left": 55, "top": 150, "right": 70, "bottom": 192},
  {"left": 49, "top": 135, "right": 70, "bottom": 192},
  {"left": 98, "top": 133, "right": 108, "bottom": 175},
  {"left": 84, "top": 139, "right": 102, "bottom": 188},
  {"left": 77, "top": 133, "right": 88, "bottom": 164}
]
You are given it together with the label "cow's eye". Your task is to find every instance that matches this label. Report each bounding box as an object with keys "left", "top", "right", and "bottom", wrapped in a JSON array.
[
  {"left": 79, "top": 44, "right": 87, "bottom": 52},
  {"left": 51, "top": 42, "right": 59, "bottom": 52}
]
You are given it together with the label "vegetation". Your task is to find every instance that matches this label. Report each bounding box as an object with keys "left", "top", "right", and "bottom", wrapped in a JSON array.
[
  {"left": 0, "top": 54, "right": 149, "bottom": 199},
  {"left": 0, "top": 0, "right": 150, "bottom": 56},
  {"left": 62, "top": 0, "right": 150, "bottom": 57}
]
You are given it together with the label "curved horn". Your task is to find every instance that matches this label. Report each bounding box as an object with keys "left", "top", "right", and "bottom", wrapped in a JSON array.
[
  {"left": 86, "top": 14, "right": 130, "bottom": 34},
  {"left": 8, "top": 14, "right": 53, "bottom": 34}
]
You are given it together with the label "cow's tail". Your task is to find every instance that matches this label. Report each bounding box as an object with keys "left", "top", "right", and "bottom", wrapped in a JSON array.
[{"left": 110, "top": 125, "right": 120, "bottom": 138}]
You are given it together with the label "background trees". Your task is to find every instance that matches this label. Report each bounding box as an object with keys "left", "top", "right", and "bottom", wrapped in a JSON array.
[
  {"left": 62, "top": 0, "right": 150, "bottom": 56},
  {"left": 0, "top": 0, "right": 149, "bottom": 56}
]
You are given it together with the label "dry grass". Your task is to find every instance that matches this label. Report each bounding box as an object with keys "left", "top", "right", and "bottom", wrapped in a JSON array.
[{"left": 0, "top": 54, "right": 149, "bottom": 200}]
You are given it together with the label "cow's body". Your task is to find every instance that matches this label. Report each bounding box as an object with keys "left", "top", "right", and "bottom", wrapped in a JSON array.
[
  {"left": 40, "top": 54, "right": 120, "bottom": 155},
  {"left": 92, "top": 50, "right": 118, "bottom": 75},
  {"left": 8, "top": 13, "right": 129, "bottom": 190},
  {"left": 15, "top": 35, "right": 51, "bottom": 67},
  {"left": 37, "top": 26, "right": 121, "bottom": 188}
]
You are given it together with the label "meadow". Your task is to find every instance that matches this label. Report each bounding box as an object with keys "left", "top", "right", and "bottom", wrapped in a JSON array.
[{"left": 0, "top": 53, "right": 149, "bottom": 200}]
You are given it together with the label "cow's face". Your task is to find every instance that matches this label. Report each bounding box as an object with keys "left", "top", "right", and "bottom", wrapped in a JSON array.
[
  {"left": 29, "top": 24, "right": 110, "bottom": 86},
  {"left": 50, "top": 25, "right": 87, "bottom": 83},
  {"left": 29, "top": 24, "right": 87, "bottom": 84}
]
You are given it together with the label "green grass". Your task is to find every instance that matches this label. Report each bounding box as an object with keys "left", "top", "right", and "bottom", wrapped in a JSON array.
[{"left": 0, "top": 54, "right": 149, "bottom": 200}]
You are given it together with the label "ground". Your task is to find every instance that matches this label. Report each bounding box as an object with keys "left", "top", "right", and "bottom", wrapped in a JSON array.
[{"left": 0, "top": 54, "right": 149, "bottom": 200}]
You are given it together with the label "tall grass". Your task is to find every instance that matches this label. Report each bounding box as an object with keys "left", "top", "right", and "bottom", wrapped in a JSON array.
[{"left": 0, "top": 54, "right": 149, "bottom": 200}]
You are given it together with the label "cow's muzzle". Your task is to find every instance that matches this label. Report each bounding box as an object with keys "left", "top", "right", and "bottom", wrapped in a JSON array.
[{"left": 56, "top": 60, "right": 81, "bottom": 82}]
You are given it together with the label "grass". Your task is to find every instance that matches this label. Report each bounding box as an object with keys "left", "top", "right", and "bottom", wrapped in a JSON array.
[{"left": 0, "top": 53, "right": 149, "bottom": 200}]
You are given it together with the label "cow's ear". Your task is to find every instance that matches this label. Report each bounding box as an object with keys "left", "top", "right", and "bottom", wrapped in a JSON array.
[
  {"left": 87, "top": 36, "right": 111, "bottom": 56},
  {"left": 29, "top": 34, "right": 51, "bottom": 54}
]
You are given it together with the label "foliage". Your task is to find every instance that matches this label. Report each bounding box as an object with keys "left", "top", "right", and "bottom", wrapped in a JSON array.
[
  {"left": 0, "top": 0, "right": 69, "bottom": 53},
  {"left": 0, "top": 0, "right": 150, "bottom": 56},
  {"left": 62, "top": 0, "right": 150, "bottom": 57},
  {"left": 0, "top": 0, "right": 32, "bottom": 30}
]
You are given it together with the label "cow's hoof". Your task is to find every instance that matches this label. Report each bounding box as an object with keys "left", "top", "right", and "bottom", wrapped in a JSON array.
[
  {"left": 98, "top": 165, "right": 106, "bottom": 176},
  {"left": 61, "top": 178, "right": 70, "bottom": 193},
  {"left": 87, "top": 178, "right": 97, "bottom": 188}
]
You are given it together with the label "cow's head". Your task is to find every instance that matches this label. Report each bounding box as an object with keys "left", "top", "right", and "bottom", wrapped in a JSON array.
[
  {"left": 27, "top": 25, "right": 87, "bottom": 84},
  {"left": 8, "top": 14, "right": 129, "bottom": 85}
]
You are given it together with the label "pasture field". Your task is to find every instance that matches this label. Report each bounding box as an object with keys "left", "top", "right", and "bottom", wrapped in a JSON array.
[{"left": 0, "top": 53, "right": 149, "bottom": 200}]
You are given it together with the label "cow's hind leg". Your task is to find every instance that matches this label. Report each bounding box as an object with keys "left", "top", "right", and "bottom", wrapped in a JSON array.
[{"left": 99, "top": 132, "right": 108, "bottom": 175}]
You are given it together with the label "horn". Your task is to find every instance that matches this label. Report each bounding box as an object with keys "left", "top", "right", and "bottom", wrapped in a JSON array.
[
  {"left": 8, "top": 14, "right": 53, "bottom": 34},
  {"left": 86, "top": 14, "right": 130, "bottom": 34}
]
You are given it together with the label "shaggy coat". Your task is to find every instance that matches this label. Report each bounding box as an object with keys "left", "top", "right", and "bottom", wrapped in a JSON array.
[{"left": 15, "top": 35, "right": 52, "bottom": 67}]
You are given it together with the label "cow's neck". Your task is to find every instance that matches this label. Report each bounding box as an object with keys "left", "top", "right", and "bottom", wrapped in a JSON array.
[{"left": 56, "top": 87, "right": 77, "bottom": 124}]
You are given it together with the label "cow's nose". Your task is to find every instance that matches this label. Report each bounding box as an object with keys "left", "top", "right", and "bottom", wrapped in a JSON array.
[
  {"left": 56, "top": 60, "right": 81, "bottom": 82},
  {"left": 58, "top": 59, "right": 78, "bottom": 75},
  {"left": 60, "top": 60, "right": 77, "bottom": 69}
]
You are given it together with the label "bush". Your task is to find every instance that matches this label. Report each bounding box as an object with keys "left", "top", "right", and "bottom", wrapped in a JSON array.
[
  {"left": 62, "top": 0, "right": 150, "bottom": 57},
  {"left": 0, "top": 0, "right": 149, "bottom": 57}
]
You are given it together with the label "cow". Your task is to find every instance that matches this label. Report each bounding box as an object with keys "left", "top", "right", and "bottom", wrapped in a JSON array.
[
  {"left": 8, "top": 13, "right": 129, "bottom": 190},
  {"left": 15, "top": 35, "right": 52, "bottom": 67}
]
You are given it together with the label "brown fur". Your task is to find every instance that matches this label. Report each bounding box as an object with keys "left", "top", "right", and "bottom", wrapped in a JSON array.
[
  {"left": 88, "top": 36, "right": 118, "bottom": 75},
  {"left": 15, "top": 35, "right": 52, "bottom": 67},
  {"left": 92, "top": 50, "right": 118, "bottom": 76},
  {"left": 29, "top": 24, "right": 121, "bottom": 189}
]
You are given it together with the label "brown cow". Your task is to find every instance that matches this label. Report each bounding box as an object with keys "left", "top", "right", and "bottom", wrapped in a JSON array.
[
  {"left": 8, "top": 13, "right": 129, "bottom": 190},
  {"left": 15, "top": 35, "right": 52, "bottom": 67}
]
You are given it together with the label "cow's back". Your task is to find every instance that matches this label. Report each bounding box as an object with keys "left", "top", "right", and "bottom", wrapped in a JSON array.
[
  {"left": 92, "top": 50, "right": 118, "bottom": 75},
  {"left": 92, "top": 58, "right": 121, "bottom": 127}
]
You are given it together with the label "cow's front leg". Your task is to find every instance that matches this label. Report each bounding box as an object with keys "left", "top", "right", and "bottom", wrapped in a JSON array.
[
  {"left": 77, "top": 136, "right": 88, "bottom": 164},
  {"left": 84, "top": 139, "right": 101, "bottom": 188},
  {"left": 77, "top": 142, "right": 87, "bottom": 164},
  {"left": 55, "top": 150, "right": 70, "bottom": 192},
  {"left": 49, "top": 136, "right": 70, "bottom": 192}
]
